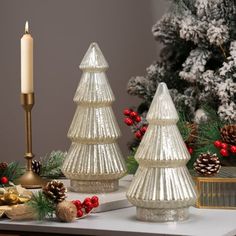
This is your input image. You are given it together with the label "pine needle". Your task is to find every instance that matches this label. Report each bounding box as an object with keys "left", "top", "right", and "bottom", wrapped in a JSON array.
[
  {"left": 40, "top": 150, "right": 66, "bottom": 178},
  {"left": 187, "top": 105, "right": 223, "bottom": 168},
  {"left": 177, "top": 112, "right": 192, "bottom": 142},
  {"left": 0, "top": 162, "right": 24, "bottom": 185},
  {"left": 126, "top": 148, "right": 139, "bottom": 174},
  {"left": 27, "top": 192, "right": 55, "bottom": 220}
]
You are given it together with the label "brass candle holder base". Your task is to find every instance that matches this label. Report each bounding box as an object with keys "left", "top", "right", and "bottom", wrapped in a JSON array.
[
  {"left": 17, "top": 170, "right": 45, "bottom": 189},
  {"left": 17, "top": 93, "right": 44, "bottom": 189}
]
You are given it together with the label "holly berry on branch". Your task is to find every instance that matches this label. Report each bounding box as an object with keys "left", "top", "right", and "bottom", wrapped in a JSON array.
[
  {"left": 91, "top": 196, "right": 99, "bottom": 207},
  {"left": 123, "top": 108, "right": 131, "bottom": 116},
  {"left": 220, "top": 148, "right": 229, "bottom": 157},
  {"left": 0, "top": 163, "right": 8, "bottom": 185},
  {"left": 28, "top": 180, "right": 99, "bottom": 222},
  {"left": 214, "top": 140, "right": 222, "bottom": 148},
  {"left": 186, "top": 146, "right": 194, "bottom": 155},
  {"left": 72, "top": 195, "right": 99, "bottom": 218},
  {"left": 130, "top": 111, "right": 138, "bottom": 118},
  {"left": 0, "top": 176, "right": 8, "bottom": 185},
  {"left": 123, "top": 108, "right": 148, "bottom": 140},
  {"left": 221, "top": 143, "right": 228, "bottom": 149},
  {"left": 124, "top": 117, "right": 133, "bottom": 126},
  {"left": 135, "top": 130, "right": 142, "bottom": 139},
  {"left": 0, "top": 162, "right": 22, "bottom": 186},
  {"left": 213, "top": 139, "right": 236, "bottom": 157},
  {"left": 230, "top": 145, "right": 236, "bottom": 153}
]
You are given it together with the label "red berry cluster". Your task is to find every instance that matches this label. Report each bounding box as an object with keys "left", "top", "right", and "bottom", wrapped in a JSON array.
[
  {"left": 123, "top": 108, "right": 147, "bottom": 139},
  {"left": 0, "top": 176, "right": 8, "bottom": 185},
  {"left": 123, "top": 109, "right": 141, "bottom": 125},
  {"left": 214, "top": 140, "right": 236, "bottom": 157},
  {"left": 72, "top": 196, "right": 99, "bottom": 218}
]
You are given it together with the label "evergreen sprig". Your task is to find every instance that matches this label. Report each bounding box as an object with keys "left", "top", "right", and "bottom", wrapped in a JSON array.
[
  {"left": 126, "top": 149, "right": 138, "bottom": 174},
  {"left": 188, "top": 105, "right": 226, "bottom": 167},
  {"left": 177, "top": 111, "right": 192, "bottom": 142},
  {"left": 40, "top": 150, "right": 66, "bottom": 178},
  {"left": 0, "top": 162, "right": 24, "bottom": 186},
  {"left": 188, "top": 121, "right": 221, "bottom": 167},
  {"left": 27, "top": 191, "right": 55, "bottom": 220}
]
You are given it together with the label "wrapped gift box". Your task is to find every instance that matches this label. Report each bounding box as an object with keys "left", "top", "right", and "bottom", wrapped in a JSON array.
[{"left": 193, "top": 167, "right": 236, "bottom": 209}]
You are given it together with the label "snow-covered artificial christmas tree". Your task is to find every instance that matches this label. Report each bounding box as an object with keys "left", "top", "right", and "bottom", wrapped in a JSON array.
[
  {"left": 126, "top": 83, "right": 197, "bottom": 222},
  {"left": 127, "top": 0, "right": 236, "bottom": 123},
  {"left": 62, "top": 43, "right": 127, "bottom": 193}
]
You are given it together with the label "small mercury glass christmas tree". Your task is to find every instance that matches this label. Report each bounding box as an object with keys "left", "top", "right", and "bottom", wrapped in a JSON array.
[
  {"left": 126, "top": 82, "right": 197, "bottom": 222},
  {"left": 62, "top": 42, "right": 126, "bottom": 193}
]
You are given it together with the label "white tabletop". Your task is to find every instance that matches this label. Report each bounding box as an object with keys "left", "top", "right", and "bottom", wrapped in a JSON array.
[{"left": 0, "top": 206, "right": 236, "bottom": 236}]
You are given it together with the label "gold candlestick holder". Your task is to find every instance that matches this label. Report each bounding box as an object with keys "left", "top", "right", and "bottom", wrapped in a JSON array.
[{"left": 17, "top": 93, "right": 44, "bottom": 188}]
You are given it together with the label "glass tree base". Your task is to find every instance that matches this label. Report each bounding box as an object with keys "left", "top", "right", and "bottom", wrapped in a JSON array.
[
  {"left": 136, "top": 207, "right": 189, "bottom": 222},
  {"left": 70, "top": 179, "right": 118, "bottom": 193}
]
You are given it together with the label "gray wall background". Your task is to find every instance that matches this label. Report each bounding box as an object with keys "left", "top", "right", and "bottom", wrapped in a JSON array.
[{"left": 0, "top": 0, "right": 169, "bottom": 163}]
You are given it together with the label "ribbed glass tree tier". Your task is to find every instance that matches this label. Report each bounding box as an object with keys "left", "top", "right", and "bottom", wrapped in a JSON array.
[
  {"left": 136, "top": 207, "right": 189, "bottom": 222},
  {"left": 63, "top": 42, "right": 127, "bottom": 193},
  {"left": 62, "top": 142, "right": 126, "bottom": 180},
  {"left": 74, "top": 71, "right": 114, "bottom": 104},
  {"left": 70, "top": 179, "right": 118, "bottom": 193},
  {"left": 68, "top": 106, "right": 121, "bottom": 141},
  {"left": 126, "top": 166, "right": 196, "bottom": 209},
  {"left": 135, "top": 124, "right": 190, "bottom": 166},
  {"left": 126, "top": 83, "right": 196, "bottom": 221}
]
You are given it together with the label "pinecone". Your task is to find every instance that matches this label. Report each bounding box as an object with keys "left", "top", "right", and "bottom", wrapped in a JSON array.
[
  {"left": 32, "top": 160, "right": 41, "bottom": 175},
  {"left": 186, "top": 122, "right": 198, "bottom": 145},
  {"left": 194, "top": 153, "right": 221, "bottom": 176},
  {"left": 220, "top": 124, "right": 236, "bottom": 145},
  {"left": 0, "top": 162, "right": 8, "bottom": 170},
  {"left": 43, "top": 180, "right": 67, "bottom": 203}
]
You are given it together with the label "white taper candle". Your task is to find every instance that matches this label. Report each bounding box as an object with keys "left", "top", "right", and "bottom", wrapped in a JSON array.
[{"left": 21, "top": 21, "right": 33, "bottom": 93}]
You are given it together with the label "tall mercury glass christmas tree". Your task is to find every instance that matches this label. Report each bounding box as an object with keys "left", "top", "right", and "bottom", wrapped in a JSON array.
[
  {"left": 126, "top": 82, "right": 197, "bottom": 222},
  {"left": 62, "top": 42, "right": 126, "bottom": 193}
]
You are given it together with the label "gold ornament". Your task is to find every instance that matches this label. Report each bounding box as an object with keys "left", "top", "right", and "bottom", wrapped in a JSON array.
[
  {"left": 0, "top": 186, "right": 32, "bottom": 207},
  {"left": 3, "top": 192, "right": 19, "bottom": 205}
]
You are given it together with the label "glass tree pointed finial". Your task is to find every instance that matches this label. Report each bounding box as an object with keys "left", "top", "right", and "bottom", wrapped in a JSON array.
[
  {"left": 147, "top": 82, "right": 179, "bottom": 124},
  {"left": 79, "top": 42, "right": 109, "bottom": 70}
]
